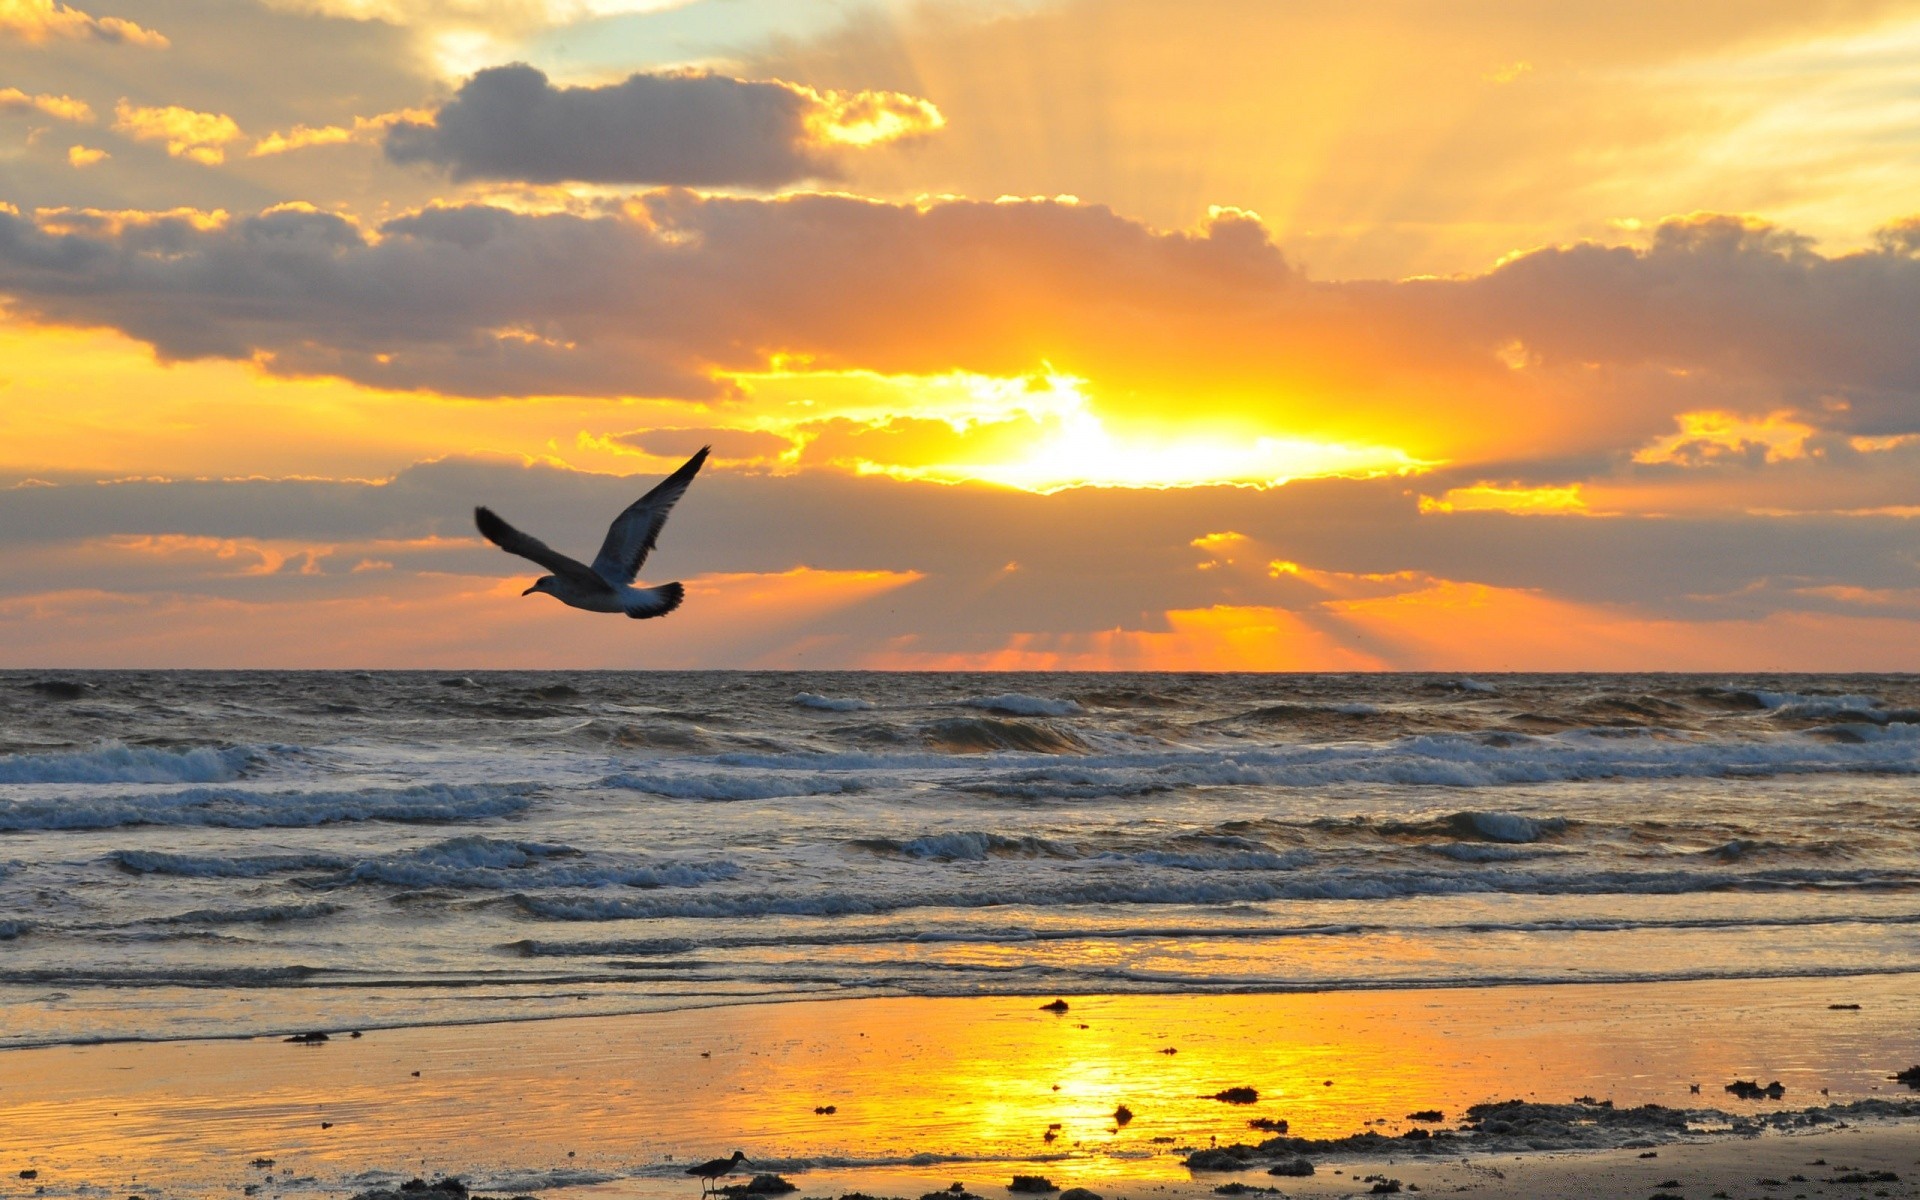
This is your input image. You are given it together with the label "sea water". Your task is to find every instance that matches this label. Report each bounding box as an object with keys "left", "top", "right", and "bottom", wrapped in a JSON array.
[{"left": 2, "top": 671, "right": 1917, "bottom": 1049}]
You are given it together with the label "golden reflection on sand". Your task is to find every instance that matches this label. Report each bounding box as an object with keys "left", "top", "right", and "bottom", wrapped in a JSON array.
[{"left": 4, "top": 979, "right": 1918, "bottom": 1195}]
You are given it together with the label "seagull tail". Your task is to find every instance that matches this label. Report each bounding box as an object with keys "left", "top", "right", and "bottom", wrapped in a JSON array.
[{"left": 624, "top": 581, "right": 684, "bottom": 620}]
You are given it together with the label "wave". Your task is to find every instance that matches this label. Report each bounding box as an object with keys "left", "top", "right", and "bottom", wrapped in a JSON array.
[
  {"left": 506, "top": 907, "right": 1920, "bottom": 959},
  {"left": 960, "top": 693, "right": 1083, "bottom": 717},
  {"left": 852, "top": 831, "right": 1074, "bottom": 861},
  {"left": 950, "top": 730, "right": 1920, "bottom": 797},
  {"left": 1381, "top": 811, "right": 1570, "bottom": 844},
  {"left": 301, "top": 835, "right": 740, "bottom": 892},
  {"left": 111, "top": 849, "right": 353, "bottom": 877},
  {"left": 508, "top": 864, "right": 1920, "bottom": 922},
  {"left": 0, "top": 782, "right": 535, "bottom": 832},
  {"left": 0, "top": 742, "right": 264, "bottom": 784},
  {"left": 793, "top": 692, "right": 877, "bottom": 712},
  {"left": 149, "top": 901, "right": 343, "bottom": 926},
  {"left": 925, "top": 717, "right": 1086, "bottom": 754},
  {"left": 599, "top": 771, "right": 864, "bottom": 800}
]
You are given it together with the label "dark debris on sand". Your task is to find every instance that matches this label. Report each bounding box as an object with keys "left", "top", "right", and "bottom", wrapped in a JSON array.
[
  {"left": 350, "top": 1178, "right": 537, "bottom": 1200},
  {"left": 1894, "top": 1065, "right": 1920, "bottom": 1089},
  {"left": 1185, "top": 1095, "right": 1920, "bottom": 1172},
  {"left": 1007, "top": 1176, "right": 1056, "bottom": 1193},
  {"left": 1209, "top": 1087, "right": 1259, "bottom": 1105},
  {"left": 720, "top": 1175, "right": 799, "bottom": 1196},
  {"left": 1724, "top": 1079, "right": 1785, "bottom": 1101}
]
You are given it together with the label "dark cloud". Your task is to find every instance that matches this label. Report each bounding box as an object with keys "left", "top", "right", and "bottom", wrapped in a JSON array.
[
  {"left": 3, "top": 461, "right": 1915, "bottom": 647},
  {"left": 384, "top": 63, "right": 937, "bottom": 187}
]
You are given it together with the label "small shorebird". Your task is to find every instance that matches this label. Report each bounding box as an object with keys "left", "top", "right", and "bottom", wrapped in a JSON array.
[
  {"left": 475, "top": 447, "right": 708, "bottom": 619},
  {"left": 687, "top": 1150, "right": 750, "bottom": 1195}
]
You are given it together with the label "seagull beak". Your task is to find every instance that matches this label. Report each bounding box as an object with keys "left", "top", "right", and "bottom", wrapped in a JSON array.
[{"left": 521, "top": 585, "right": 538, "bottom": 596}]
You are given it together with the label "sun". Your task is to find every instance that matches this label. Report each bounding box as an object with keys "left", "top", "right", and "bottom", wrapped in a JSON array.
[{"left": 926, "top": 374, "right": 1427, "bottom": 492}]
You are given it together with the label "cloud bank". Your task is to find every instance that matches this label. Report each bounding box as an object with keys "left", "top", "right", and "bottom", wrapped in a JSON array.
[{"left": 1, "top": 197, "right": 1918, "bottom": 472}]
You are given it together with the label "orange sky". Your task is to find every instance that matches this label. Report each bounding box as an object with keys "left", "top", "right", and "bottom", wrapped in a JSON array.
[{"left": 1, "top": 0, "right": 1917, "bottom": 667}]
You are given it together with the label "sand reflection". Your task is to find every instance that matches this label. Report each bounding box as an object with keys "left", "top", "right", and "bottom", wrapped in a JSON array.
[{"left": 4, "top": 979, "right": 1917, "bottom": 1196}]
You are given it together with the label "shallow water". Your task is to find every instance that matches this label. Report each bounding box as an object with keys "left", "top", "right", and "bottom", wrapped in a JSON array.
[{"left": 2, "top": 670, "right": 1918, "bottom": 1047}]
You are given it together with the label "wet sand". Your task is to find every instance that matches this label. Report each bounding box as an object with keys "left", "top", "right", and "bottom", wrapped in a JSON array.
[{"left": 5, "top": 976, "right": 1920, "bottom": 1200}]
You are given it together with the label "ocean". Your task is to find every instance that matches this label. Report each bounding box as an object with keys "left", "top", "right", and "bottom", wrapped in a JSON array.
[{"left": 2, "top": 670, "right": 1918, "bottom": 1051}]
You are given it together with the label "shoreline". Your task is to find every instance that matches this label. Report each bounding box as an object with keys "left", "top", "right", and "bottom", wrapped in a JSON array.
[
  {"left": 15, "top": 960, "right": 1920, "bottom": 1054},
  {"left": 7, "top": 976, "right": 1920, "bottom": 1199}
]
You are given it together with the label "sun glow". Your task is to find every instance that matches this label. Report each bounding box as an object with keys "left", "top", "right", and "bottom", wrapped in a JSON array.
[
  {"left": 734, "top": 370, "right": 1426, "bottom": 492},
  {"left": 957, "top": 398, "right": 1426, "bottom": 492}
]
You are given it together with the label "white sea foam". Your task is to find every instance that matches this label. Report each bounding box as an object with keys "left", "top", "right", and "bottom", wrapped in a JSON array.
[
  {"left": 1753, "top": 690, "right": 1892, "bottom": 719},
  {"left": 793, "top": 692, "right": 877, "bottom": 712},
  {"left": 0, "top": 742, "right": 261, "bottom": 784},
  {"left": 961, "top": 693, "right": 1084, "bottom": 717}
]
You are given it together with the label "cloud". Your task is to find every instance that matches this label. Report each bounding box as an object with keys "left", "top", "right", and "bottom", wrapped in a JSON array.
[
  {"left": 0, "top": 458, "right": 1914, "bottom": 668},
  {"left": 66, "top": 143, "right": 106, "bottom": 167},
  {"left": 0, "top": 0, "right": 168, "bottom": 47},
  {"left": 0, "top": 87, "right": 94, "bottom": 122},
  {"left": 2, "top": 195, "right": 1920, "bottom": 478},
  {"left": 608, "top": 427, "right": 795, "bottom": 464},
  {"left": 383, "top": 63, "right": 941, "bottom": 186},
  {"left": 250, "top": 108, "right": 432, "bottom": 157},
  {"left": 111, "top": 100, "right": 244, "bottom": 163}
]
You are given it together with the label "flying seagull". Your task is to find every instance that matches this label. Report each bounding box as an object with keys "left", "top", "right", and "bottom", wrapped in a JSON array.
[
  {"left": 687, "top": 1150, "right": 750, "bottom": 1195},
  {"left": 475, "top": 446, "right": 708, "bottom": 619}
]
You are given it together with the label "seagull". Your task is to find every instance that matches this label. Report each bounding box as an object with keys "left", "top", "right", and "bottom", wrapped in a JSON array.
[
  {"left": 475, "top": 447, "right": 708, "bottom": 619},
  {"left": 687, "top": 1150, "right": 750, "bottom": 1195}
]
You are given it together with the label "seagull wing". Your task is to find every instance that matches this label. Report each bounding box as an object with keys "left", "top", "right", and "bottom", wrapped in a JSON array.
[
  {"left": 589, "top": 446, "right": 709, "bottom": 586},
  {"left": 474, "top": 507, "right": 603, "bottom": 588}
]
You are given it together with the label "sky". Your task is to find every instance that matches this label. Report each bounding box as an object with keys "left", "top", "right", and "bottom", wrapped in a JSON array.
[{"left": 2, "top": 0, "right": 1918, "bottom": 669}]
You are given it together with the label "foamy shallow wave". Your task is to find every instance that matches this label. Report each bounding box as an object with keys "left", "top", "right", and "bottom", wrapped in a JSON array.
[
  {"left": 792, "top": 692, "right": 876, "bottom": 711},
  {"left": 0, "top": 742, "right": 262, "bottom": 784},
  {"left": 696, "top": 726, "right": 1920, "bottom": 798},
  {"left": 0, "top": 782, "right": 534, "bottom": 831},
  {"left": 509, "top": 906, "right": 1920, "bottom": 959},
  {"left": 961, "top": 693, "right": 1084, "bottom": 717},
  {"left": 508, "top": 863, "right": 1920, "bottom": 921},
  {"left": 304, "top": 835, "right": 740, "bottom": 891},
  {"left": 1752, "top": 690, "right": 1918, "bottom": 721}
]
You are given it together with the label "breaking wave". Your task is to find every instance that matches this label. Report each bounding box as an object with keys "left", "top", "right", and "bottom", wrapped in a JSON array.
[{"left": 0, "top": 742, "right": 266, "bottom": 784}]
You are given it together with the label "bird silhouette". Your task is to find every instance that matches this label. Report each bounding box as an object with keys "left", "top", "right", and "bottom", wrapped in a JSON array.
[
  {"left": 475, "top": 447, "right": 707, "bottom": 618},
  {"left": 687, "top": 1150, "right": 750, "bottom": 1195}
]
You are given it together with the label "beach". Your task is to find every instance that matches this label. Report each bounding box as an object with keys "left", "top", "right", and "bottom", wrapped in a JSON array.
[
  {"left": 6, "top": 670, "right": 1920, "bottom": 1198},
  {"left": 7, "top": 979, "right": 1920, "bottom": 1199}
]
